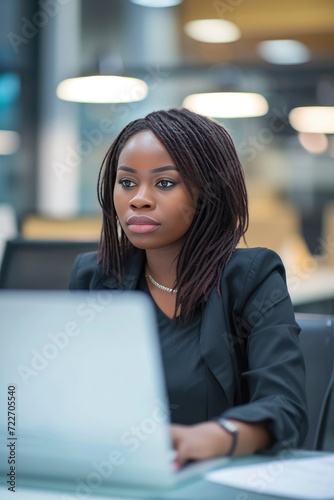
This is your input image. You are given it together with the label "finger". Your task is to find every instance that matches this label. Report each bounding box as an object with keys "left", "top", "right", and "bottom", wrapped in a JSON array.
[
  {"left": 170, "top": 424, "right": 183, "bottom": 447},
  {"left": 174, "top": 447, "right": 188, "bottom": 468},
  {"left": 170, "top": 423, "right": 184, "bottom": 435},
  {"left": 173, "top": 438, "right": 192, "bottom": 467},
  {"left": 169, "top": 428, "right": 186, "bottom": 467}
]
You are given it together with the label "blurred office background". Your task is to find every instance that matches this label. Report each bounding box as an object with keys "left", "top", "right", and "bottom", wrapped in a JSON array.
[
  {"left": 0, "top": 0, "right": 334, "bottom": 311},
  {"left": 1, "top": 0, "right": 334, "bottom": 453}
]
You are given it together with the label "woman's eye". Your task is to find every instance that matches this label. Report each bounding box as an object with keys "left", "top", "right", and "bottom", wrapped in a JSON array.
[
  {"left": 120, "top": 179, "right": 135, "bottom": 188},
  {"left": 157, "top": 179, "right": 175, "bottom": 188}
]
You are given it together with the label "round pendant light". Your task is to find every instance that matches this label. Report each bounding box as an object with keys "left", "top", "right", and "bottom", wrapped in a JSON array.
[
  {"left": 183, "top": 92, "right": 268, "bottom": 118},
  {"left": 289, "top": 107, "right": 334, "bottom": 134},
  {"left": 56, "top": 76, "right": 148, "bottom": 104}
]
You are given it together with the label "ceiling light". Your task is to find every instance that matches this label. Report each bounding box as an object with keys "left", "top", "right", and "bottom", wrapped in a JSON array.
[
  {"left": 0, "top": 130, "right": 20, "bottom": 155},
  {"left": 298, "top": 133, "right": 328, "bottom": 154},
  {"left": 130, "top": 0, "right": 182, "bottom": 6},
  {"left": 183, "top": 92, "right": 268, "bottom": 118},
  {"left": 184, "top": 19, "right": 241, "bottom": 44},
  {"left": 257, "top": 40, "right": 311, "bottom": 65},
  {"left": 289, "top": 107, "right": 334, "bottom": 134},
  {"left": 56, "top": 76, "right": 148, "bottom": 103}
]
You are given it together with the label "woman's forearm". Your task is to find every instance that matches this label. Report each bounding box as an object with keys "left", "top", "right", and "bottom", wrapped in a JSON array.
[
  {"left": 171, "top": 420, "right": 272, "bottom": 467},
  {"left": 222, "top": 419, "right": 272, "bottom": 456}
]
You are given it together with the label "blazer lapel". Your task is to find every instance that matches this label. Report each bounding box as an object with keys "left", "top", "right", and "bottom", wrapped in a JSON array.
[
  {"left": 200, "top": 289, "right": 236, "bottom": 407},
  {"left": 101, "top": 249, "right": 146, "bottom": 290}
]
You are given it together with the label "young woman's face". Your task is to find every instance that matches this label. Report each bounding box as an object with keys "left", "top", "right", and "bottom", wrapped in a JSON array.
[{"left": 114, "top": 130, "right": 198, "bottom": 251}]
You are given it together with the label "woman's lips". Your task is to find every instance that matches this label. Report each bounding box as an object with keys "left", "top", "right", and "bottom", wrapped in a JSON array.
[
  {"left": 128, "top": 224, "right": 160, "bottom": 233},
  {"left": 126, "top": 216, "right": 160, "bottom": 234}
]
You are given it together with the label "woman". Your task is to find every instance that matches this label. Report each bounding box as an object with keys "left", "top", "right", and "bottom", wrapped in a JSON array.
[{"left": 70, "top": 107, "right": 308, "bottom": 468}]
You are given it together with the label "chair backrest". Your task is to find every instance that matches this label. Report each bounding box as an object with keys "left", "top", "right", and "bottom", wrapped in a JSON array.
[
  {"left": 0, "top": 238, "right": 98, "bottom": 290},
  {"left": 296, "top": 313, "right": 334, "bottom": 450}
]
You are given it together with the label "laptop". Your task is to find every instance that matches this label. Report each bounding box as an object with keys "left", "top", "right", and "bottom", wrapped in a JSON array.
[{"left": 0, "top": 291, "right": 229, "bottom": 498}]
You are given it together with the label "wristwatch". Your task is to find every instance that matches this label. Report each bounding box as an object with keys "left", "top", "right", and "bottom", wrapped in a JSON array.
[{"left": 217, "top": 418, "right": 239, "bottom": 456}]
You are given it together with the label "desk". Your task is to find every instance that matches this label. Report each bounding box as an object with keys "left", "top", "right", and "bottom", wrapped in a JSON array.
[{"left": 0, "top": 451, "right": 332, "bottom": 500}]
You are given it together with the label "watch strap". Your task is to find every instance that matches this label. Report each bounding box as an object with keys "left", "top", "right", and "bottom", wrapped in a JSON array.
[{"left": 217, "top": 418, "right": 238, "bottom": 456}]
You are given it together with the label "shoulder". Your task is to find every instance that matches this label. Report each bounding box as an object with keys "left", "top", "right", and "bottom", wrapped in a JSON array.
[
  {"left": 69, "top": 251, "right": 103, "bottom": 289},
  {"left": 222, "top": 247, "right": 288, "bottom": 308},
  {"left": 228, "top": 247, "right": 286, "bottom": 278}
]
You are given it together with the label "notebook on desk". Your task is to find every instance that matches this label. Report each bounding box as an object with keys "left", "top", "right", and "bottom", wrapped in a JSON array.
[{"left": 0, "top": 290, "right": 228, "bottom": 497}]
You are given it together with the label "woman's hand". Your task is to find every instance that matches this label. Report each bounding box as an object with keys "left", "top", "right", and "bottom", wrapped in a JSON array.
[
  {"left": 171, "top": 420, "right": 272, "bottom": 468},
  {"left": 171, "top": 421, "right": 233, "bottom": 468}
]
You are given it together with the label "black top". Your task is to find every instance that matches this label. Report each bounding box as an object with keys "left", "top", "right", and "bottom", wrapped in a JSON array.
[
  {"left": 69, "top": 246, "right": 309, "bottom": 453},
  {"left": 153, "top": 304, "right": 207, "bottom": 425},
  {"left": 138, "top": 273, "right": 227, "bottom": 425}
]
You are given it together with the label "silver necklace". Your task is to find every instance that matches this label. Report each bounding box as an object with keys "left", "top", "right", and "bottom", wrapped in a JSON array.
[{"left": 145, "top": 271, "right": 178, "bottom": 294}]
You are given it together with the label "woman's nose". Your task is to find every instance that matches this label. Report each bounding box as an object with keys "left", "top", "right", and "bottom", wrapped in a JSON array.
[{"left": 129, "top": 187, "right": 155, "bottom": 210}]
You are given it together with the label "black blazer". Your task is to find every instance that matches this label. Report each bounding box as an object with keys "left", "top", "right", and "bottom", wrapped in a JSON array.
[{"left": 69, "top": 246, "right": 308, "bottom": 452}]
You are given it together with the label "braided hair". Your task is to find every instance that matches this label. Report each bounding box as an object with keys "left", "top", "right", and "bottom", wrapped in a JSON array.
[{"left": 98, "top": 107, "right": 249, "bottom": 322}]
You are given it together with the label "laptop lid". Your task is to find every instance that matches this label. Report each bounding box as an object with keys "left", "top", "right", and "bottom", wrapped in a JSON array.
[{"left": 0, "top": 290, "right": 178, "bottom": 494}]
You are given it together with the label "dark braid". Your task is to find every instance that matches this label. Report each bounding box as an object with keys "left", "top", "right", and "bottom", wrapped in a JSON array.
[{"left": 97, "top": 107, "right": 248, "bottom": 322}]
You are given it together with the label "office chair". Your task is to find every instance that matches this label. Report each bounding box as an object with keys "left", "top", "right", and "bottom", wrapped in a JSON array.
[
  {"left": 0, "top": 238, "right": 98, "bottom": 290},
  {"left": 296, "top": 313, "right": 334, "bottom": 450}
]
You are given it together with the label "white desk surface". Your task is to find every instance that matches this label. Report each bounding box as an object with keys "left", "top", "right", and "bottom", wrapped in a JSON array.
[{"left": 0, "top": 451, "right": 332, "bottom": 500}]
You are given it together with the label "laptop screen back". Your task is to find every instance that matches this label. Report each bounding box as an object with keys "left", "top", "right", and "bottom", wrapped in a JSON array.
[{"left": 0, "top": 290, "right": 174, "bottom": 491}]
